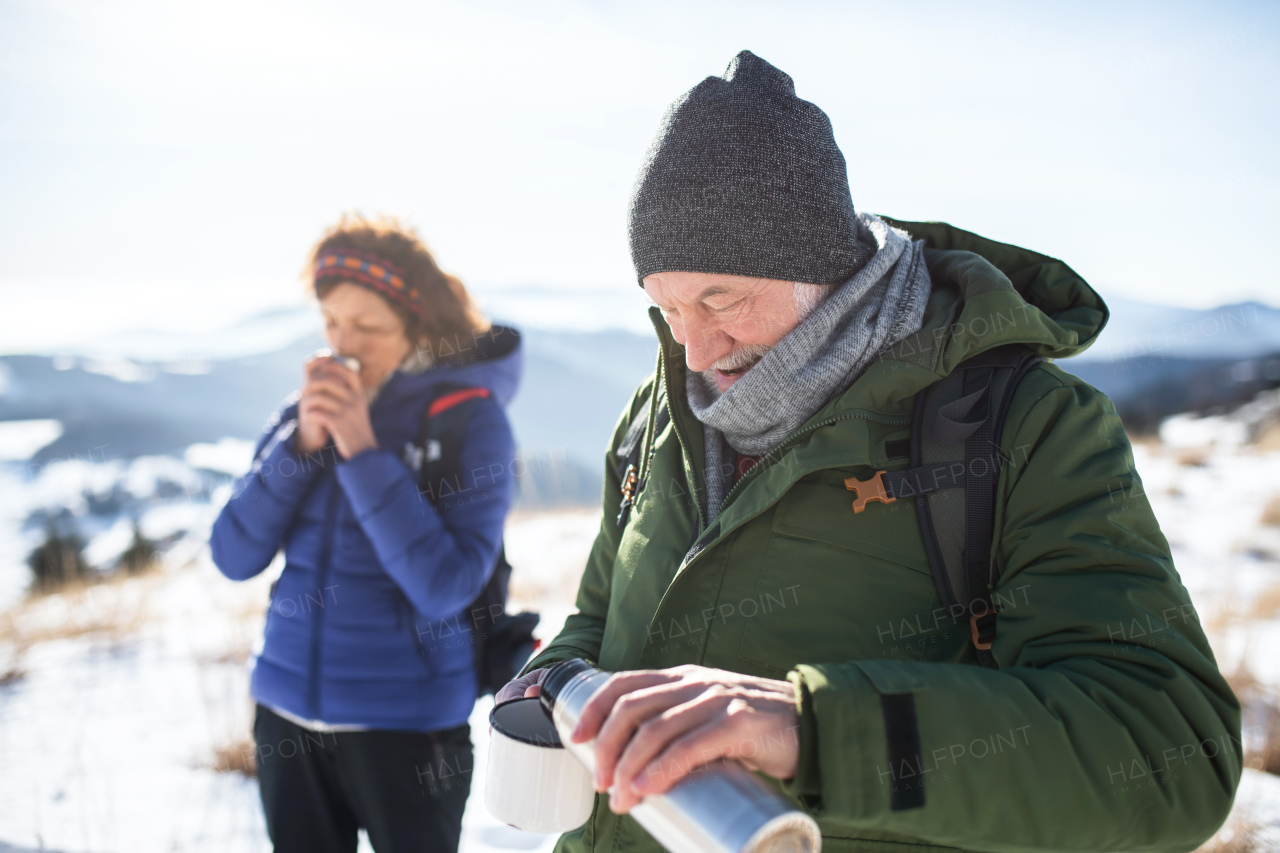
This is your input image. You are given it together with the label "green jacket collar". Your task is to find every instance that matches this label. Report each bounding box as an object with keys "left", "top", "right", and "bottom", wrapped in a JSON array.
[{"left": 647, "top": 218, "right": 1109, "bottom": 545}]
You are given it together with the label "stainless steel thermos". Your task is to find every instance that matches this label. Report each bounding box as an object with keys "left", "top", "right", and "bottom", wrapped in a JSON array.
[{"left": 539, "top": 659, "right": 822, "bottom": 853}]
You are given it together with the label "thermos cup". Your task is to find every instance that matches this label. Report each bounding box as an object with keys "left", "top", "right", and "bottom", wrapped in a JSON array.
[
  {"left": 312, "top": 347, "right": 361, "bottom": 375},
  {"left": 538, "top": 658, "right": 822, "bottom": 853},
  {"left": 485, "top": 696, "right": 596, "bottom": 833}
]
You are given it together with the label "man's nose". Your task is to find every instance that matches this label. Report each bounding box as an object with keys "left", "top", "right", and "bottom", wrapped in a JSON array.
[{"left": 680, "top": 316, "right": 730, "bottom": 373}]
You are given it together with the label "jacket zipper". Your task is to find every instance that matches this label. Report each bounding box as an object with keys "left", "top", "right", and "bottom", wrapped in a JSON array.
[
  {"left": 645, "top": 306, "right": 910, "bottom": 564},
  {"left": 716, "top": 409, "right": 909, "bottom": 518},
  {"left": 642, "top": 408, "right": 910, "bottom": 662},
  {"left": 308, "top": 481, "right": 342, "bottom": 719},
  {"left": 680, "top": 409, "right": 910, "bottom": 570}
]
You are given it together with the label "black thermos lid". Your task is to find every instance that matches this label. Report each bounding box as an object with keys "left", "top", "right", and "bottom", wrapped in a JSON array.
[{"left": 539, "top": 658, "right": 595, "bottom": 716}]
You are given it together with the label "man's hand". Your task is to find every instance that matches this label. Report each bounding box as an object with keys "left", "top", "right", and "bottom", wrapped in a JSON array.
[
  {"left": 495, "top": 668, "right": 550, "bottom": 704},
  {"left": 568, "top": 664, "right": 800, "bottom": 814},
  {"left": 297, "top": 356, "right": 377, "bottom": 460}
]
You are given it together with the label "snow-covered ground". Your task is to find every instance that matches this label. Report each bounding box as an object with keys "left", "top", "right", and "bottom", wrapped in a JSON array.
[
  {"left": 2, "top": 404, "right": 1280, "bottom": 851},
  {"left": 0, "top": 503, "right": 600, "bottom": 853}
]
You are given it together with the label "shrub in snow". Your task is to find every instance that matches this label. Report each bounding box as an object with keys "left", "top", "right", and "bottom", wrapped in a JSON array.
[
  {"left": 118, "top": 521, "right": 158, "bottom": 575},
  {"left": 27, "top": 513, "right": 90, "bottom": 592}
]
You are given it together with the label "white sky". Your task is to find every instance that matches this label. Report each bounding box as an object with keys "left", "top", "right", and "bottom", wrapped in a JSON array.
[{"left": 0, "top": 0, "right": 1277, "bottom": 352}]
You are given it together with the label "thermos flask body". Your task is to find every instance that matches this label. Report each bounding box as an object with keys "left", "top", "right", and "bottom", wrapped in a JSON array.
[{"left": 540, "top": 659, "right": 822, "bottom": 853}]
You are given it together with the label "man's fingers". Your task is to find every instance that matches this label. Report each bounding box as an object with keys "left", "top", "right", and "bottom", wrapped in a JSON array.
[
  {"left": 629, "top": 715, "right": 739, "bottom": 803},
  {"left": 591, "top": 682, "right": 706, "bottom": 791},
  {"left": 571, "top": 671, "right": 677, "bottom": 743},
  {"left": 609, "top": 694, "right": 726, "bottom": 809}
]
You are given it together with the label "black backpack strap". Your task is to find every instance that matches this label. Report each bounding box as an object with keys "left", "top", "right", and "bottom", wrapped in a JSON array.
[
  {"left": 418, "top": 385, "right": 493, "bottom": 501},
  {"left": 414, "top": 383, "right": 539, "bottom": 697},
  {"left": 908, "top": 345, "right": 1043, "bottom": 668},
  {"left": 615, "top": 380, "right": 669, "bottom": 527}
]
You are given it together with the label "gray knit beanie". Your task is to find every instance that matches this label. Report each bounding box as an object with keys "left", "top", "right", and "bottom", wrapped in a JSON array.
[{"left": 628, "top": 50, "right": 876, "bottom": 287}]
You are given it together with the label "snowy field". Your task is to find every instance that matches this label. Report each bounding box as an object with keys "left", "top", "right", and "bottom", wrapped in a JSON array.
[
  {"left": 2, "top": 407, "right": 1280, "bottom": 851},
  {"left": 0, "top": 494, "right": 598, "bottom": 853}
]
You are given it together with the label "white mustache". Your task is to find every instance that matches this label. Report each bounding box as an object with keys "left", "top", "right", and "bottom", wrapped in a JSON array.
[{"left": 708, "top": 343, "right": 772, "bottom": 374}]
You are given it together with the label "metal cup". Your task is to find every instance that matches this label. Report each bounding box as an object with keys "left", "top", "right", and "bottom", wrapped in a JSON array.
[
  {"left": 312, "top": 347, "right": 361, "bottom": 374},
  {"left": 485, "top": 697, "right": 596, "bottom": 833}
]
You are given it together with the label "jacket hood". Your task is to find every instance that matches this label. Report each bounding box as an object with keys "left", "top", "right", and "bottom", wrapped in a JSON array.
[
  {"left": 881, "top": 217, "right": 1109, "bottom": 369},
  {"left": 374, "top": 323, "right": 523, "bottom": 412}
]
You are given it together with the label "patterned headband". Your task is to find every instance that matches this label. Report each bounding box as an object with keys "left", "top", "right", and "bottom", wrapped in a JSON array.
[{"left": 314, "top": 248, "right": 422, "bottom": 315}]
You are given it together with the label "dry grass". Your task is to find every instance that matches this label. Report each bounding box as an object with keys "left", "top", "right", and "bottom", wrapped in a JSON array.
[
  {"left": 0, "top": 571, "right": 161, "bottom": 707},
  {"left": 1205, "top": 595, "right": 1244, "bottom": 644},
  {"left": 1260, "top": 496, "right": 1280, "bottom": 528},
  {"left": 1127, "top": 431, "right": 1163, "bottom": 449},
  {"left": 1248, "top": 705, "right": 1280, "bottom": 777},
  {"left": 1198, "top": 657, "right": 1280, "bottom": 852},
  {"left": 209, "top": 732, "right": 257, "bottom": 778},
  {"left": 194, "top": 592, "right": 266, "bottom": 667},
  {"left": 0, "top": 569, "right": 159, "bottom": 652},
  {"left": 1224, "top": 665, "right": 1262, "bottom": 713},
  {"left": 1250, "top": 579, "right": 1280, "bottom": 622},
  {"left": 1196, "top": 819, "right": 1270, "bottom": 853},
  {"left": 1254, "top": 420, "right": 1280, "bottom": 453},
  {"left": 1220, "top": 654, "right": 1280, "bottom": 778},
  {"left": 1175, "top": 447, "right": 1212, "bottom": 467}
]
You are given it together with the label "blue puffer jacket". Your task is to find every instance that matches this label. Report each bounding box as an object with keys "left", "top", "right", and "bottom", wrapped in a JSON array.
[{"left": 210, "top": 326, "right": 521, "bottom": 732}]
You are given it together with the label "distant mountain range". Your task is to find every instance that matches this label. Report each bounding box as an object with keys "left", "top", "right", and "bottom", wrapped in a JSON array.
[
  {"left": 1, "top": 294, "right": 1277, "bottom": 504},
  {"left": 0, "top": 321, "right": 659, "bottom": 506},
  {"left": 1076, "top": 297, "right": 1280, "bottom": 362}
]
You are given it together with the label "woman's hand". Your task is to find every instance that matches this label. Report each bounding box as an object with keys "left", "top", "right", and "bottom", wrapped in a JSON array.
[
  {"left": 568, "top": 665, "right": 800, "bottom": 814},
  {"left": 495, "top": 668, "right": 550, "bottom": 704},
  {"left": 295, "top": 356, "right": 333, "bottom": 454},
  {"left": 297, "top": 356, "right": 378, "bottom": 460}
]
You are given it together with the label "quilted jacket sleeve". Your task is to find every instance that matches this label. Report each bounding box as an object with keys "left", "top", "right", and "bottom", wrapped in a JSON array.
[
  {"left": 210, "top": 401, "right": 327, "bottom": 581},
  {"left": 335, "top": 394, "right": 515, "bottom": 623}
]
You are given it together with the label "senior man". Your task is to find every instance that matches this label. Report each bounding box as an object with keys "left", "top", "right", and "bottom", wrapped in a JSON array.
[{"left": 498, "top": 51, "right": 1240, "bottom": 853}]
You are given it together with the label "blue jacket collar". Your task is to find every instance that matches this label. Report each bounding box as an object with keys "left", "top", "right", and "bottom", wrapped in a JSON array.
[{"left": 373, "top": 324, "right": 523, "bottom": 412}]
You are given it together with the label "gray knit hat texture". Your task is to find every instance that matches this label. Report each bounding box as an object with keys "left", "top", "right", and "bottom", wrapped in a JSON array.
[{"left": 628, "top": 50, "right": 876, "bottom": 287}]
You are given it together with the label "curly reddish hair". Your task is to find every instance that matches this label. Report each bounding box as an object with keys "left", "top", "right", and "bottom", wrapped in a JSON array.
[{"left": 306, "top": 212, "right": 489, "bottom": 357}]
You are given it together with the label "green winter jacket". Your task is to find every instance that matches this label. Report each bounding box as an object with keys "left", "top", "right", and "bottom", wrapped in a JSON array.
[{"left": 520, "top": 220, "right": 1241, "bottom": 853}]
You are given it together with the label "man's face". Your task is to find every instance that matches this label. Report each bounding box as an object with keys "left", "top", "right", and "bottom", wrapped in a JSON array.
[{"left": 643, "top": 271, "right": 810, "bottom": 392}]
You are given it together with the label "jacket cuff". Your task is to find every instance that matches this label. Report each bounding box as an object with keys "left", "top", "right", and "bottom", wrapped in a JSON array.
[
  {"left": 784, "top": 668, "right": 824, "bottom": 805},
  {"left": 334, "top": 447, "right": 412, "bottom": 518},
  {"left": 520, "top": 645, "right": 599, "bottom": 678},
  {"left": 783, "top": 663, "right": 886, "bottom": 820},
  {"left": 257, "top": 423, "right": 327, "bottom": 499}
]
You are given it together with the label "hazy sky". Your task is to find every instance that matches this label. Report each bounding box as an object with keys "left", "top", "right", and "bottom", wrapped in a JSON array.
[{"left": 1, "top": 0, "right": 1277, "bottom": 352}]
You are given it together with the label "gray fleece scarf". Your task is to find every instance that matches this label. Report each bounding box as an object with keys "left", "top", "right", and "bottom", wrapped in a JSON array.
[{"left": 689, "top": 212, "right": 932, "bottom": 519}]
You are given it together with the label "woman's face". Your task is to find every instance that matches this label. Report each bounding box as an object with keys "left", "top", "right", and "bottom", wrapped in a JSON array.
[{"left": 319, "top": 282, "right": 414, "bottom": 390}]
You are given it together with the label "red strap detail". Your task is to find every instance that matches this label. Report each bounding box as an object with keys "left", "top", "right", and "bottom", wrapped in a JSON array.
[
  {"left": 428, "top": 387, "right": 491, "bottom": 417},
  {"left": 732, "top": 451, "right": 762, "bottom": 485}
]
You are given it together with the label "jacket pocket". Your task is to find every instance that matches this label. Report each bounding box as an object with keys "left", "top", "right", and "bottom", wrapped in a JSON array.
[
  {"left": 737, "top": 469, "right": 966, "bottom": 672},
  {"left": 770, "top": 470, "right": 932, "bottom": 575}
]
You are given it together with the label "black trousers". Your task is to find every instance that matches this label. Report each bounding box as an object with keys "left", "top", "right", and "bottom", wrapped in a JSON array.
[{"left": 253, "top": 703, "right": 473, "bottom": 853}]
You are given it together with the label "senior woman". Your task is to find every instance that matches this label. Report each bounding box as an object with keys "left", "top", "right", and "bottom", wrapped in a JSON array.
[{"left": 211, "top": 213, "right": 521, "bottom": 853}]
